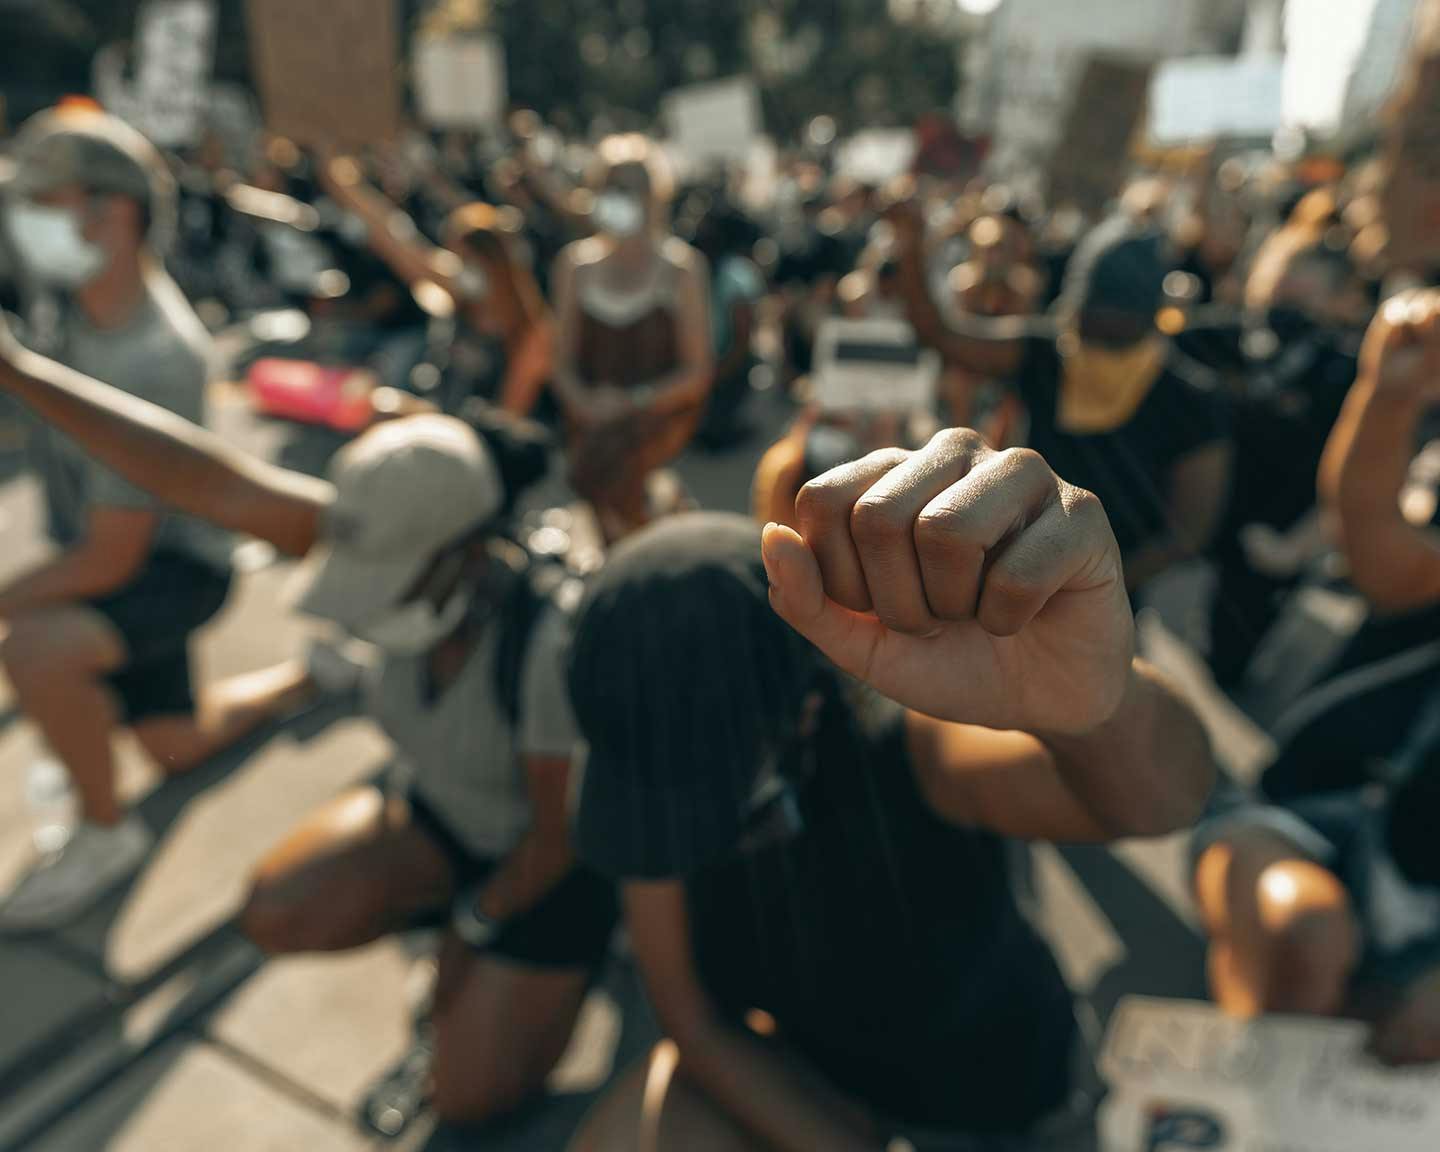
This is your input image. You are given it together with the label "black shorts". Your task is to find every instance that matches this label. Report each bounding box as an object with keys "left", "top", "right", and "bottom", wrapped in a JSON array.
[
  {"left": 89, "top": 552, "right": 232, "bottom": 722},
  {"left": 408, "top": 789, "right": 618, "bottom": 972}
]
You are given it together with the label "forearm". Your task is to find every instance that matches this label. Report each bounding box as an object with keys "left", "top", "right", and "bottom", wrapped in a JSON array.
[
  {"left": 637, "top": 362, "right": 713, "bottom": 416},
  {"left": 1038, "top": 659, "right": 1215, "bottom": 838},
  {"left": 0, "top": 350, "right": 328, "bottom": 556},
  {"left": 1323, "top": 380, "right": 1440, "bottom": 610},
  {"left": 0, "top": 550, "right": 138, "bottom": 618},
  {"left": 324, "top": 172, "right": 454, "bottom": 295},
  {"left": 676, "top": 1020, "right": 883, "bottom": 1152},
  {"left": 474, "top": 826, "right": 574, "bottom": 924}
]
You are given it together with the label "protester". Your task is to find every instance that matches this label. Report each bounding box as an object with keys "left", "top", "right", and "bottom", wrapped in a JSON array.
[
  {"left": 892, "top": 197, "right": 1232, "bottom": 595},
  {"left": 688, "top": 195, "right": 765, "bottom": 451},
  {"left": 0, "top": 326, "right": 617, "bottom": 1124},
  {"left": 1255, "top": 290, "right": 1440, "bottom": 801},
  {"left": 318, "top": 152, "right": 554, "bottom": 417},
  {"left": 0, "top": 107, "right": 283, "bottom": 931},
  {"left": 1192, "top": 719, "right": 1440, "bottom": 1063},
  {"left": 551, "top": 133, "right": 713, "bottom": 542},
  {"left": 1205, "top": 218, "right": 1371, "bottom": 686},
  {"left": 567, "top": 432, "right": 1214, "bottom": 1150}
]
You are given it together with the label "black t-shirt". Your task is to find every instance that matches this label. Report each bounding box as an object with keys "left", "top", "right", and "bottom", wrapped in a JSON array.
[
  {"left": 1015, "top": 338, "right": 1229, "bottom": 555},
  {"left": 684, "top": 688, "right": 1077, "bottom": 1133}
]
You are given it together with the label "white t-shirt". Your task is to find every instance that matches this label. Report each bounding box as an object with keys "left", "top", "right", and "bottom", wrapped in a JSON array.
[{"left": 371, "top": 595, "right": 580, "bottom": 859}]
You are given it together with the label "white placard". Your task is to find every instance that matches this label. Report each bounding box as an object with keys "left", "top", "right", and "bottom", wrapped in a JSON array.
[
  {"left": 835, "top": 130, "right": 917, "bottom": 185},
  {"left": 1342, "top": 0, "right": 1423, "bottom": 136},
  {"left": 134, "top": 0, "right": 218, "bottom": 147},
  {"left": 413, "top": 36, "right": 507, "bottom": 130},
  {"left": 1100, "top": 998, "right": 1440, "bottom": 1152},
  {"left": 812, "top": 318, "right": 939, "bottom": 414},
  {"left": 662, "top": 77, "right": 762, "bottom": 167},
  {"left": 1149, "top": 56, "right": 1285, "bottom": 145}
]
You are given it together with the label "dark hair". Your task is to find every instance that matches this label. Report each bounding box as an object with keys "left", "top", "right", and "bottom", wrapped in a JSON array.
[{"left": 458, "top": 401, "right": 551, "bottom": 519}]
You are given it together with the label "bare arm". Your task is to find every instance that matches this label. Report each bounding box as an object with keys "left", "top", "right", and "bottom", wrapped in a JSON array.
[
  {"left": 889, "top": 201, "right": 1031, "bottom": 380},
  {"left": 1319, "top": 295, "right": 1440, "bottom": 613},
  {"left": 0, "top": 344, "right": 329, "bottom": 557},
  {"left": 634, "top": 248, "right": 714, "bottom": 417},
  {"left": 549, "top": 244, "right": 592, "bottom": 416},
  {"left": 1122, "top": 440, "right": 1233, "bottom": 591},
  {"left": 908, "top": 657, "right": 1214, "bottom": 843},
  {"left": 473, "top": 756, "right": 577, "bottom": 923},
  {"left": 318, "top": 157, "right": 465, "bottom": 303},
  {"left": 0, "top": 506, "right": 156, "bottom": 618},
  {"left": 625, "top": 882, "right": 885, "bottom": 1152}
]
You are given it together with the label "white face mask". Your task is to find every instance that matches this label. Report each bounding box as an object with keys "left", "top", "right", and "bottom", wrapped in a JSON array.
[
  {"left": 5, "top": 203, "right": 105, "bottom": 288},
  {"left": 594, "top": 192, "right": 645, "bottom": 238},
  {"left": 354, "top": 587, "right": 471, "bottom": 654}
]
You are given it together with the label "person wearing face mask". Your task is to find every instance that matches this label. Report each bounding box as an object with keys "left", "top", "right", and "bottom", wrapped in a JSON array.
[
  {"left": 0, "top": 324, "right": 619, "bottom": 1126},
  {"left": 565, "top": 438, "right": 1214, "bottom": 1151},
  {"left": 316, "top": 153, "right": 554, "bottom": 418},
  {"left": 0, "top": 107, "right": 269, "bottom": 931},
  {"left": 891, "top": 198, "right": 1232, "bottom": 595},
  {"left": 1205, "top": 225, "right": 1372, "bottom": 687},
  {"left": 552, "top": 134, "right": 713, "bottom": 543}
]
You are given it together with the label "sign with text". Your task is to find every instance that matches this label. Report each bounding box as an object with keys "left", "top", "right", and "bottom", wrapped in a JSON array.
[
  {"left": 134, "top": 0, "right": 217, "bottom": 147},
  {"left": 1379, "top": 0, "right": 1440, "bottom": 263},
  {"left": 662, "top": 77, "right": 762, "bottom": 168},
  {"left": 1149, "top": 57, "right": 1284, "bottom": 146},
  {"left": 812, "top": 318, "right": 939, "bottom": 414},
  {"left": 1046, "top": 55, "right": 1153, "bottom": 217},
  {"left": 246, "top": 0, "right": 400, "bottom": 147},
  {"left": 1100, "top": 998, "right": 1440, "bottom": 1152},
  {"left": 413, "top": 36, "right": 507, "bottom": 129}
]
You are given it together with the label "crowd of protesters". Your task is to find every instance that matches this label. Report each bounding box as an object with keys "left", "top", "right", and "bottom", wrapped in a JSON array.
[{"left": 0, "top": 88, "right": 1436, "bottom": 1151}]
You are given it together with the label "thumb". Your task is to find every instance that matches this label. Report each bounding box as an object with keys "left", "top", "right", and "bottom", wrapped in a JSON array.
[{"left": 762, "top": 523, "right": 884, "bottom": 679}]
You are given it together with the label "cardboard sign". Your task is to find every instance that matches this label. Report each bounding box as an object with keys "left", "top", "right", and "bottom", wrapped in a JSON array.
[
  {"left": 413, "top": 36, "right": 507, "bottom": 129},
  {"left": 1100, "top": 998, "right": 1440, "bottom": 1152},
  {"left": 812, "top": 318, "right": 939, "bottom": 414},
  {"left": 662, "top": 77, "right": 762, "bottom": 168},
  {"left": 246, "top": 0, "right": 400, "bottom": 147},
  {"left": 1149, "top": 57, "right": 1284, "bottom": 146},
  {"left": 1046, "top": 55, "right": 1153, "bottom": 217},
  {"left": 1379, "top": 0, "right": 1440, "bottom": 263}
]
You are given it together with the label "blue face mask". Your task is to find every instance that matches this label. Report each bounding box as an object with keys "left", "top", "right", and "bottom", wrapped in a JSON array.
[{"left": 5, "top": 202, "right": 105, "bottom": 288}]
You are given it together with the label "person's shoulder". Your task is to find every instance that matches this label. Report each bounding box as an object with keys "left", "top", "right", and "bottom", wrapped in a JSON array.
[
  {"left": 143, "top": 274, "right": 215, "bottom": 381},
  {"left": 661, "top": 236, "right": 708, "bottom": 278}
]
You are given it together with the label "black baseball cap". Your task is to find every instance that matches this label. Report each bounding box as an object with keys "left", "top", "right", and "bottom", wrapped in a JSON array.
[
  {"left": 1057, "top": 215, "right": 1168, "bottom": 322},
  {"left": 569, "top": 513, "right": 817, "bottom": 879}
]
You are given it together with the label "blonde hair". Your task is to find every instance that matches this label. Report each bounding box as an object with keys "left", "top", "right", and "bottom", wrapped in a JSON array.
[{"left": 592, "top": 133, "right": 675, "bottom": 205}]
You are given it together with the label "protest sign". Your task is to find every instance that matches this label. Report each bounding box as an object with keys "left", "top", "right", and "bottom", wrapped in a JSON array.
[
  {"left": 133, "top": 0, "right": 217, "bottom": 147},
  {"left": 662, "top": 77, "right": 762, "bottom": 168},
  {"left": 413, "top": 36, "right": 507, "bottom": 130},
  {"left": 246, "top": 0, "right": 401, "bottom": 147},
  {"left": 1149, "top": 57, "right": 1284, "bottom": 146},
  {"left": 1378, "top": 0, "right": 1440, "bottom": 263},
  {"left": 1046, "top": 55, "right": 1153, "bottom": 217},
  {"left": 835, "top": 131, "right": 917, "bottom": 185},
  {"left": 812, "top": 318, "right": 939, "bottom": 414},
  {"left": 1100, "top": 997, "right": 1440, "bottom": 1152}
]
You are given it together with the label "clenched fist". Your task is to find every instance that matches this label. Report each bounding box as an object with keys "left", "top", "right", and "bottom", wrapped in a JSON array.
[
  {"left": 1362, "top": 289, "right": 1440, "bottom": 400},
  {"left": 762, "top": 428, "right": 1133, "bottom": 735}
]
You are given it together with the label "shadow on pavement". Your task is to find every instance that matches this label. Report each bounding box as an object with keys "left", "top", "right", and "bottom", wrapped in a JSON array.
[{"left": 1058, "top": 843, "right": 1208, "bottom": 1028}]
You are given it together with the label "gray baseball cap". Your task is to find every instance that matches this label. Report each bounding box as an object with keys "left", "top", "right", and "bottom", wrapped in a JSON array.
[{"left": 2, "top": 107, "right": 175, "bottom": 242}]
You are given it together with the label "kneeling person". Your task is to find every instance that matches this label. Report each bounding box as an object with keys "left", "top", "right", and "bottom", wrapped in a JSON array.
[{"left": 569, "top": 432, "right": 1215, "bottom": 1151}]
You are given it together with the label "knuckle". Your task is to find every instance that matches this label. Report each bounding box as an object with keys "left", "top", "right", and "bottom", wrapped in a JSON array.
[
  {"left": 794, "top": 478, "right": 850, "bottom": 529},
  {"left": 932, "top": 426, "right": 986, "bottom": 457},
  {"left": 914, "top": 508, "right": 982, "bottom": 566},
  {"left": 851, "top": 494, "right": 911, "bottom": 544},
  {"left": 998, "top": 446, "right": 1049, "bottom": 480}
]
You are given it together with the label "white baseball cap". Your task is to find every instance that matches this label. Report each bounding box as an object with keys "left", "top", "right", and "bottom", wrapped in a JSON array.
[{"left": 288, "top": 415, "right": 503, "bottom": 628}]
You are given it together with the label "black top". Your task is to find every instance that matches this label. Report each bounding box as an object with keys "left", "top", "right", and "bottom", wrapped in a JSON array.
[
  {"left": 682, "top": 688, "right": 1077, "bottom": 1134},
  {"left": 1015, "top": 338, "right": 1228, "bottom": 555}
]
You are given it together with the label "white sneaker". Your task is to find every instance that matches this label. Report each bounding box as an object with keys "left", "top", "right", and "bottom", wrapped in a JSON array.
[{"left": 0, "top": 817, "right": 154, "bottom": 935}]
